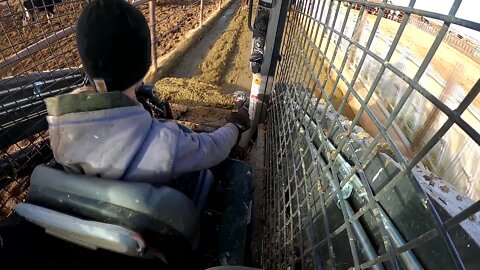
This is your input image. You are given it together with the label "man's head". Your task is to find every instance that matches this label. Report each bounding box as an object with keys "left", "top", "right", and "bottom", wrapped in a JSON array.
[{"left": 76, "top": 0, "right": 151, "bottom": 92}]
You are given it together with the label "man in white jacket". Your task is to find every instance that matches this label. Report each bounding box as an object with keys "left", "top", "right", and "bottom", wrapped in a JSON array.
[{"left": 45, "top": 0, "right": 250, "bottom": 184}]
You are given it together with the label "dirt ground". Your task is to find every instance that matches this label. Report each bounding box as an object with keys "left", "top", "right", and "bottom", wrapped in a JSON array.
[
  {"left": 0, "top": 131, "right": 50, "bottom": 219},
  {"left": 222, "top": 4, "right": 252, "bottom": 93},
  {"left": 1, "top": 131, "right": 48, "bottom": 157},
  {"left": 0, "top": 0, "right": 219, "bottom": 77},
  {"left": 170, "top": 103, "right": 230, "bottom": 131},
  {"left": 0, "top": 0, "right": 87, "bottom": 76},
  {"left": 155, "top": 5, "right": 252, "bottom": 126},
  {"left": 198, "top": 5, "right": 246, "bottom": 85},
  {"left": 155, "top": 77, "right": 233, "bottom": 108},
  {"left": 356, "top": 9, "right": 480, "bottom": 107},
  {"left": 0, "top": 175, "right": 29, "bottom": 218}
]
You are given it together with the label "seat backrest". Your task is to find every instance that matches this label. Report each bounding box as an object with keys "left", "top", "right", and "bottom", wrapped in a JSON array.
[{"left": 27, "top": 164, "right": 199, "bottom": 248}]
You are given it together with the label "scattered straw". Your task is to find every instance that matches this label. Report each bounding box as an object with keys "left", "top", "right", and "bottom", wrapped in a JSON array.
[
  {"left": 197, "top": 7, "right": 247, "bottom": 84},
  {"left": 155, "top": 77, "right": 233, "bottom": 109}
]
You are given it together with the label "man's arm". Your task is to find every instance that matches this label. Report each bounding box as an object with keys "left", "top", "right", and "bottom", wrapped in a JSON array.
[{"left": 171, "top": 123, "right": 239, "bottom": 178}]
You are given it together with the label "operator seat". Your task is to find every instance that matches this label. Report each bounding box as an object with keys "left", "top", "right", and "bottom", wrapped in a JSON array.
[{"left": 15, "top": 164, "right": 214, "bottom": 262}]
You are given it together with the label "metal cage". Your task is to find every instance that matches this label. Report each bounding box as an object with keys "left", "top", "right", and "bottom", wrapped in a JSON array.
[{"left": 262, "top": 0, "right": 480, "bottom": 269}]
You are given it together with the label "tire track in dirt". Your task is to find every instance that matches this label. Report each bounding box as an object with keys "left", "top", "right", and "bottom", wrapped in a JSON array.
[
  {"left": 154, "top": 4, "right": 252, "bottom": 126},
  {"left": 197, "top": 5, "right": 246, "bottom": 85},
  {"left": 222, "top": 5, "right": 252, "bottom": 93},
  {"left": 155, "top": 5, "right": 250, "bottom": 108},
  {"left": 171, "top": 0, "right": 240, "bottom": 78}
]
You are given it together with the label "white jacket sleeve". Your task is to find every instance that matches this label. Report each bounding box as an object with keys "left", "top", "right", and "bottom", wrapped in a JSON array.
[{"left": 171, "top": 123, "right": 239, "bottom": 178}]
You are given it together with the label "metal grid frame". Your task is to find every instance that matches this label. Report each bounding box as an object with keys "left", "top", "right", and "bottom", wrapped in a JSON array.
[
  {"left": 0, "top": 0, "right": 90, "bottom": 218},
  {"left": 263, "top": 0, "right": 480, "bottom": 269},
  {"left": 0, "top": 0, "right": 224, "bottom": 218}
]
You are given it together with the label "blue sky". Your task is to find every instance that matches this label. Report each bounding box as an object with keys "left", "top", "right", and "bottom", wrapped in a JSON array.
[{"left": 392, "top": 0, "right": 480, "bottom": 41}]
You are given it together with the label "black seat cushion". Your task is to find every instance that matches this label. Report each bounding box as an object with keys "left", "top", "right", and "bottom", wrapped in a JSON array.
[{"left": 27, "top": 165, "right": 199, "bottom": 250}]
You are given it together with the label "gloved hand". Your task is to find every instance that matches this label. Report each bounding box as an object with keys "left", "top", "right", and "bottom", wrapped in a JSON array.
[
  {"left": 250, "top": 61, "right": 262, "bottom": 74},
  {"left": 136, "top": 84, "right": 173, "bottom": 119},
  {"left": 249, "top": 51, "right": 263, "bottom": 63},
  {"left": 228, "top": 107, "right": 251, "bottom": 133},
  {"left": 249, "top": 50, "right": 263, "bottom": 74}
]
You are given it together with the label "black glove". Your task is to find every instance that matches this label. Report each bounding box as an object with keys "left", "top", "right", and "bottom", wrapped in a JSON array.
[
  {"left": 249, "top": 50, "right": 264, "bottom": 63},
  {"left": 228, "top": 107, "right": 251, "bottom": 133},
  {"left": 136, "top": 84, "right": 173, "bottom": 119},
  {"left": 250, "top": 62, "right": 262, "bottom": 74}
]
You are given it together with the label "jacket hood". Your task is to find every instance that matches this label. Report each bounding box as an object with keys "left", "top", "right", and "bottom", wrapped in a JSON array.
[{"left": 45, "top": 92, "right": 152, "bottom": 179}]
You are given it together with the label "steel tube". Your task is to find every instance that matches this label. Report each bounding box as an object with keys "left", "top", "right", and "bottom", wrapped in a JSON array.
[{"left": 149, "top": 0, "right": 157, "bottom": 69}]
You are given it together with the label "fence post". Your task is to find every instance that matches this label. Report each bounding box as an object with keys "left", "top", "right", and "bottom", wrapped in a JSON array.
[
  {"left": 149, "top": 0, "right": 157, "bottom": 69},
  {"left": 410, "top": 63, "right": 463, "bottom": 150},
  {"left": 348, "top": 13, "right": 366, "bottom": 65},
  {"left": 200, "top": 0, "right": 204, "bottom": 27}
]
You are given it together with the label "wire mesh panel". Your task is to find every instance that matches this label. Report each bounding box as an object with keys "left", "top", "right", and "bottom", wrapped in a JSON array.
[
  {"left": 263, "top": 0, "right": 480, "bottom": 269},
  {"left": 0, "top": 0, "right": 91, "bottom": 218}
]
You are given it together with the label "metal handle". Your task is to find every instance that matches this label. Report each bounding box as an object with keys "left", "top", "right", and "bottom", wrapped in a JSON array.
[{"left": 233, "top": 91, "right": 248, "bottom": 109}]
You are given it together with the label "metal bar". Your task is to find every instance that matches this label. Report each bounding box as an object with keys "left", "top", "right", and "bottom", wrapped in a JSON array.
[
  {"left": 0, "top": 26, "right": 76, "bottom": 71},
  {"left": 340, "top": 0, "right": 480, "bottom": 31},
  {"left": 284, "top": 7, "right": 479, "bottom": 140},
  {"left": 247, "top": 0, "right": 254, "bottom": 31},
  {"left": 283, "top": 85, "right": 362, "bottom": 269},
  {"left": 284, "top": 11, "right": 424, "bottom": 268},
  {"left": 263, "top": 0, "right": 480, "bottom": 269},
  {"left": 396, "top": 200, "right": 480, "bottom": 255},
  {"left": 240, "top": 0, "right": 291, "bottom": 147},
  {"left": 200, "top": 0, "right": 204, "bottom": 27},
  {"left": 297, "top": 98, "right": 419, "bottom": 269},
  {"left": 149, "top": 0, "right": 157, "bottom": 69},
  {"left": 410, "top": 63, "right": 462, "bottom": 149},
  {"left": 409, "top": 78, "right": 480, "bottom": 167},
  {"left": 284, "top": 33, "right": 404, "bottom": 268}
]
